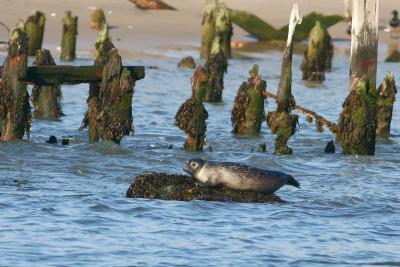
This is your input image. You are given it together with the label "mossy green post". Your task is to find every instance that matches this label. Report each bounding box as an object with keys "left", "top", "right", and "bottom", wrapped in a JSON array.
[
  {"left": 267, "top": 4, "right": 301, "bottom": 155},
  {"left": 214, "top": 4, "right": 232, "bottom": 59},
  {"left": 81, "top": 25, "right": 115, "bottom": 143},
  {"left": 300, "top": 21, "right": 333, "bottom": 81},
  {"left": 337, "top": 0, "right": 379, "bottom": 155},
  {"left": 376, "top": 73, "right": 397, "bottom": 138},
  {"left": 60, "top": 11, "right": 78, "bottom": 61},
  {"left": 175, "top": 66, "right": 209, "bottom": 151},
  {"left": 24, "top": 11, "right": 46, "bottom": 56},
  {"left": 31, "top": 49, "right": 64, "bottom": 119},
  {"left": 200, "top": 0, "right": 219, "bottom": 59},
  {"left": 91, "top": 8, "right": 106, "bottom": 30},
  {"left": 0, "top": 28, "right": 31, "bottom": 141},
  {"left": 232, "top": 64, "right": 266, "bottom": 134}
]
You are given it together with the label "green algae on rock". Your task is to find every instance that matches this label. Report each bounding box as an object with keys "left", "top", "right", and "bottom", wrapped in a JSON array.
[
  {"left": 31, "top": 49, "right": 64, "bottom": 119},
  {"left": 376, "top": 73, "right": 397, "bottom": 138},
  {"left": 300, "top": 21, "right": 333, "bottom": 81},
  {"left": 24, "top": 11, "right": 46, "bottom": 56},
  {"left": 0, "top": 28, "right": 31, "bottom": 141},
  {"left": 231, "top": 64, "right": 266, "bottom": 134},
  {"left": 175, "top": 66, "right": 209, "bottom": 151},
  {"left": 126, "top": 173, "right": 285, "bottom": 203},
  {"left": 178, "top": 56, "right": 196, "bottom": 69},
  {"left": 60, "top": 11, "right": 78, "bottom": 61}
]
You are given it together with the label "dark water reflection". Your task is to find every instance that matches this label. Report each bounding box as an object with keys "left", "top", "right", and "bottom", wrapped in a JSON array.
[{"left": 0, "top": 42, "right": 400, "bottom": 266}]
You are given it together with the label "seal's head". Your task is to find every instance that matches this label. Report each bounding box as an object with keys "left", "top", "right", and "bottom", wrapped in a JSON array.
[{"left": 183, "top": 158, "right": 205, "bottom": 177}]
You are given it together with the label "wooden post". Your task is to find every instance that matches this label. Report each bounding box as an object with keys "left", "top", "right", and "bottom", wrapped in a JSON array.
[
  {"left": 231, "top": 64, "right": 266, "bottom": 134},
  {"left": 81, "top": 25, "right": 115, "bottom": 143},
  {"left": 31, "top": 49, "right": 64, "bottom": 118},
  {"left": 300, "top": 21, "right": 333, "bottom": 81},
  {"left": 60, "top": 11, "right": 78, "bottom": 61},
  {"left": 214, "top": 4, "right": 232, "bottom": 58},
  {"left": 175, "top": 66, "right": 209, "bottom": 151},
  {"left": 337, "top": 0, "right": 379, "bottom": 155},
  {"left": 97, "top": 49, "right": 134, "bottom": 144},
  {"left": 344, "top": 0, "right": 352, "bottom": 21},
  {"left": 0, "top": 28, "right": 31, "bottom": 141},
  {"left": 266, "top": 4, "right": 301, "bottom": 155},
  {"left": 90, "top": 8, "right": 106, "bottom": 30},
  {"left": 24, "top": 11, "right": 46, "bottom": 56},
  {"left": 200, "top": 0, "right": 219, "bottom": 59},
  {"left": 376, "top": 72, "right": 397, "bottom": 138}
]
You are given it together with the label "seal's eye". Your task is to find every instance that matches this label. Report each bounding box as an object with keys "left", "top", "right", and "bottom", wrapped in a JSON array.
[{"left": 191, "top": 162, "right": 197, "bottom": 168}]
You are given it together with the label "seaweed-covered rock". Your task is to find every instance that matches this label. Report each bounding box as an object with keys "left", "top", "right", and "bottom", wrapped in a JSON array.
[
  {"left": 178, "top": 56, "right": 196, "bottom": 69},
  {"left": 385, "top": 50, "right": 400, "bottom": 62},
  {"left": 231, "top": 64, "right": 266, "bottom": 134},
  {"left": 126, "top": 173, "right": 285, "bottom": 203}
]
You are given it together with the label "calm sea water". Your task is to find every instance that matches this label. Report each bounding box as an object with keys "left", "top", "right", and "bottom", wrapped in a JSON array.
[{"left": 1, "top": 41, "right": 399, "bottom": 266}]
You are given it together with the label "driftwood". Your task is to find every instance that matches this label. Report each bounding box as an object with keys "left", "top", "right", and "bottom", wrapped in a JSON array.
[
  {"left": 24, "top": 11, "right": 45, "bottom": 56},
  {"left": 60, "top": 11, "right": 78, "bottom": 61},
  {"left": 126, "top": 173, "right": 285, "bottom": 203},
  {"left": 128, "top": 0, "right": 176, "bottom": 10},
  {"left": 337, "top": 0, "right": 379, "bottom": 155}
]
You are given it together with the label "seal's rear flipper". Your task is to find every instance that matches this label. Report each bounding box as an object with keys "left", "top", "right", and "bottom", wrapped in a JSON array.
[{"left": 287, "top": 175, "right": 300, "bottom": 188}]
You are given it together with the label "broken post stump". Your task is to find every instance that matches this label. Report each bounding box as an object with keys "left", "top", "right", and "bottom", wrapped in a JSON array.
[
  {"left": 214, "top": 4, "right": 232, "bottom": 59},
  {"left": 24, "top": 11, "right": 46, "bottom": 56},
  {"left": 0, "top": 28, "right": 31, "bottom": 141},
  {"left": 31, "top": 49, "right": 64, "bottom": 119},
  {"left": 376, "top": 72, "right": 397, "bottom": 138},
  {"left": 337, "top": 0, "right": 379, "bottom": 155},
  {"left": 267, "top": 4, "right": 301, "bottom": 155},
  {"left": 300, "top": 21, "right": 333, "bottom": 81},
  {"left": 203, "top": 43, "right": 227, "bottom": 102},
  {"left": 60, "top": 11, "right": 78, "bottom": 61},
  {"left": 90, "top": 8, "right": 106, "bottom": 30},
  {"left": 178, "top": 56, "right": 196, "bottom": 69},
  {"left": 175, "top": 66, "right": 209, "bottom": 151},
  {"left": 97, "top": 49, "right": 135, "bottom": 144},
  {"left": 200, "top": 0, "right": 219, "bottom": 59},
  {"left": 126, "top": 173, "right": 285, "bottom": 203},
  {"left": 81, "top": 25, "right": 115, "bottom": 143},
  {"left": 231, "top": 64, "right": 266, "bottom": 134}
]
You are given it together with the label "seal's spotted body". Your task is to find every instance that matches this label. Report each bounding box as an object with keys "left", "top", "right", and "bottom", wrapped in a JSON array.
[{"left": 184, "top": 159, "right": 300, "bottom": 194}]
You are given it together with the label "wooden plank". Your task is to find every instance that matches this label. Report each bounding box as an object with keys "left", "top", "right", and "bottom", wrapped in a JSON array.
[{"left": 0, "top": 65, "right": 145, "bottom": 85}]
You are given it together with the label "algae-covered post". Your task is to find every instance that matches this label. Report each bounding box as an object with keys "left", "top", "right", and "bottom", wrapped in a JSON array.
[
  {"left": 300, "top": 21, "right": 333, "bottom": 81},
  {"left": 337, "top": 0, "right": 379, "bottom": 155},
  {"left": 200, "top": 0, "right": 219, "bottom": 59},
  {"left": 214, "top": 4, "right": 232, "bottom": 59},
  {"left": 81, "top": 25, "right": 114, "bottom": 143},
  {"left": 24, "top": 11, "right": 46, "bottom": 56},
  {"left": 203, "top": 41, "right": 227, "bottom": 102},
  {"left": 60, "top": 11, "right": 78, "bottom": 61},
  {"left": 91, "top": 8, "right": 106, "bottom": 30},
  {"left": 266, "top": 4, "right": 301, "bottom": 155},
  {"left": 175, "top": 66, "right": 209, "bottom": 151},
  {"left": 97, "top": 49, "right": 135, "bottom": 144},
  {"left": 376, "top": 73, "right": 397, "bottom": 138},
  {"left": 232, "top": 64, "right": 266, "bottom": 134},
  {"left": 0, "top": 28, "right": 31, "bottom": 141},
  {"left": 31, "top": 49, "right": 64, "bottom": 119}
]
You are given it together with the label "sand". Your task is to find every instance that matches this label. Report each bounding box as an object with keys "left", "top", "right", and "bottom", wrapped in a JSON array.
[{"left": 0, "top": 0, "right": 398, "bottom": 59}]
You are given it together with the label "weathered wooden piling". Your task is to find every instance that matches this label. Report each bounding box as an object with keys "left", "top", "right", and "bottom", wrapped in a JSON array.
[
  {"left": 200, "top": 0, "right": 219, "bottom": 59},
  {"left": 60, "top": 11, "right": 78, "bottom": 61},
  {"left": 90, "top": 8, "right": 106, "bottom": 30},
  {"left": 231, "top": 64, "right": 266, "bottom": 134},
  {"left": 376, "top": 72, "right": 397, "bottom": 138},
  {"left": 175, "top": 66, "right": 209, "bottom": 151},
  {"left": 214, "top": 4, "right": 232, "bottom": 59},
  {"left": 24, "top": 11, "right": 46, "bottom": 56},
  {"left": 337, "top": 0, "right": 379, "bottom": 155},
  {"left": 300, "top": 21, "right": 333, "bottom": 81},
  {"left": 0, "top": 28, "right": 31, "bottom": 141},
  {"left": 266, "top": 4, "right": 301, "bottom": 155},
  {"left": 97, "top": 49, "right": 135, "bottom": 144},
  {"left": 31, "top": 49, "right": 64, "bottom": 119},
  {"left": 81, "top": 25, "right": 114, "bottom": 143},
  {"left": 203, "top": 42, "right": 227, "bottom": 102},
  {"left": 126, "top": 173, "right": 285, "bottom": 203}
]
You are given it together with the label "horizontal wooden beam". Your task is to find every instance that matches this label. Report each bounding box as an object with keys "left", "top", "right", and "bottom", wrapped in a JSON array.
[{"left": 0, "top": 65, "right": 145, "bottom": 85}]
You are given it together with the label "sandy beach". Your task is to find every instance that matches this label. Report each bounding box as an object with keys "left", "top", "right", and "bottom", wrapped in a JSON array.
[{"left": 0, "top": 0, "right": 398, "bottom": 59}]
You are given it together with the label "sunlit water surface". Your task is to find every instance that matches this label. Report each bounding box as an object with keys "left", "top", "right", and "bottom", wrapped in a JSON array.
[{"left": 1, "top": 42, "right": 400, "bottom": 266}]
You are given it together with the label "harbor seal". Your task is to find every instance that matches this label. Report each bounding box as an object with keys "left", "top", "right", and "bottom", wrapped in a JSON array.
[{"left": 183, "top": 159, "right": 300, "bottom": 194}]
